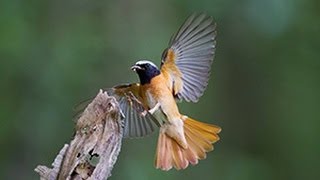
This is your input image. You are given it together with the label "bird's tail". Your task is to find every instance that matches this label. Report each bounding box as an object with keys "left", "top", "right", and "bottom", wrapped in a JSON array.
[{"left": 155, "top": 115, "right": 221, "bottom": 171}]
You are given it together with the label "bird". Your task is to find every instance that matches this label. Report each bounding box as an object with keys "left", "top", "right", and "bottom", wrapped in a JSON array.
[{"left": 83, "top": 13, "right": 221, "bottom": 171}]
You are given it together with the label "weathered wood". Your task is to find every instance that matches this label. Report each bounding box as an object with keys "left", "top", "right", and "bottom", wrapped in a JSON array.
[{"left": 35, "top": 90, "right": 124, "bottom": 180}]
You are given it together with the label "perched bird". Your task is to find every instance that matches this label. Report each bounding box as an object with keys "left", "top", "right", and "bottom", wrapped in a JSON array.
[{"left": 90, "top": 13, "right": 220, "bottom": 170}]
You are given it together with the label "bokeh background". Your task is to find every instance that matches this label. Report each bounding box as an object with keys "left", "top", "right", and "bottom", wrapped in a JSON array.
[{"left": 1, "top": 0, "right": 319, "bottom": 179}]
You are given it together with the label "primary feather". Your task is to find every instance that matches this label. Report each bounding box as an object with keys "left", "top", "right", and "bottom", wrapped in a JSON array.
[
  {"left": 107, "top": 84, "right": 161, "bottom": 138},
  {"left": 161, "top": 13, "right": 217, "bottom": 102}
]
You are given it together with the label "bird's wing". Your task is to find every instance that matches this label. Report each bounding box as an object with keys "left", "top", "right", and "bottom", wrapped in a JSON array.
[
  {"left": 108, "top": 83, "right": 161, "bottom": 138},
  {"left": 160, "top": 13, "right": 217, "bottom": 102},
  {"left": 74, "top": 83, "right": 161, "bottom": 138}
]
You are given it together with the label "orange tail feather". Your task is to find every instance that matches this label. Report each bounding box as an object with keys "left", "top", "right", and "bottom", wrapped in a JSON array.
[{"left": 155, "top": 116, "right": 221, "bottom": 171}]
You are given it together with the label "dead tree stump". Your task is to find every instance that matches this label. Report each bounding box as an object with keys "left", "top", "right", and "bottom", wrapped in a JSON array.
[{"left": 35, "top": 90, "right": 124, "bottom": 180}]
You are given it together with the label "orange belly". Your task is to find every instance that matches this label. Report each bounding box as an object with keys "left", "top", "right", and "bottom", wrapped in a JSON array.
[
  {"left": 141, "top": 74, "right": 181, "bottom": 121},
  {"left": 142, "top": 74, "right": 188, "bottom": 149}
]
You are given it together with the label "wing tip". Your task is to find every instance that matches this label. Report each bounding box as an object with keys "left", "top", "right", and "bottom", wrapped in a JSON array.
[{"left": 162, "top": 12, "right": 217, "bottom": 103}]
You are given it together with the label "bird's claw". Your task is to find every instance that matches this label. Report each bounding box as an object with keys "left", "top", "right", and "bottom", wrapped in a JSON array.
[{"left": 140, "top": 110, "right": 147, "bottom": 117}]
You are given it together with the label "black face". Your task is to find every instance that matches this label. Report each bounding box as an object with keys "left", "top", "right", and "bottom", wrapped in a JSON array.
[{"left": 132, "top": 62, "right": 160, "bottom": 85}]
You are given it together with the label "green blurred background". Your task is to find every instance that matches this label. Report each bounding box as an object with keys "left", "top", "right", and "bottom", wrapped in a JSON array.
[{"left": 1, "top": 0, "right": 319, "bottom": 179}]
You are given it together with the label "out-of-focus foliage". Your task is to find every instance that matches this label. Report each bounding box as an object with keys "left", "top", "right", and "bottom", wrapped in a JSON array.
[{"left": 0, "top": 0, "right": 319, "bottom": 179}]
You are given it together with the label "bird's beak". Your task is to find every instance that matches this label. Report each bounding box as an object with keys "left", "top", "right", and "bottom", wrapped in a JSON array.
[{"left": 131, "top": 65, "right": 142, "bottom": 71}]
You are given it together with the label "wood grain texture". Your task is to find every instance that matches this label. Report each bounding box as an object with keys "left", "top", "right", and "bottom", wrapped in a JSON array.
[{"left": 35, "top": 90, "right": 124, "bottom": 180}]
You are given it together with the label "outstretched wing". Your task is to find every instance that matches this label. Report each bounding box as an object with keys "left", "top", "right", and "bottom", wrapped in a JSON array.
[
  {"left": 160, "top": 13, "right": 217, "bottom": 102},
  {"left": 74, "top": 83, "right": 160, "bottom": 138},
  {"left": 108, "top": 83, "right": 161, "bottom": 138}
]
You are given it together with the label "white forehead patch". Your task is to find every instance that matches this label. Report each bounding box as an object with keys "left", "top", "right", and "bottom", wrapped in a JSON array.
[{"left": 135, "top": 60, "right": 158, "bottom": 68}]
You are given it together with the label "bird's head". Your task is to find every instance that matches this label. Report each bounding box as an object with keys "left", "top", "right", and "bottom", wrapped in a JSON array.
[{"left": 131, "top": 60, "right": 160, "bottom": 85}]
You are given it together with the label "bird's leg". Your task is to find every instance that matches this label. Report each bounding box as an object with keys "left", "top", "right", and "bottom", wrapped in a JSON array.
[
  {"left": 140, "top": 110, "right": 148, "bottom": 117},
  {"left": 148, "top": 103, "right": 161, "bottom": 115},
  {"left": 140, "top": 103, "right": 160, "bottom": 117}
]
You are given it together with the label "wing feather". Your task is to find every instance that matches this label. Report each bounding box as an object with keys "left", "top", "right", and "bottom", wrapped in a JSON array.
[
  {"left": 161, "top": 13, "right": 217, "bottom": 102},
  {"left": 74, "top": 83, "right": 160, "bottom": 138},
  {"left": 109, "top": 84, "right": 160, "bottom": 138}
]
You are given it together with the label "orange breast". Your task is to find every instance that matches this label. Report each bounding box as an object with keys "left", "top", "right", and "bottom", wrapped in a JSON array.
[{"left": 141, "top": 74, "right": 181, "bottom": 120}]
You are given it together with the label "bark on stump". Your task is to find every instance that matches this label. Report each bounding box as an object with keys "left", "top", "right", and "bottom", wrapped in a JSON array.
[{"left": 35, "top": 90, "right": 123, "bottom": 180}]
